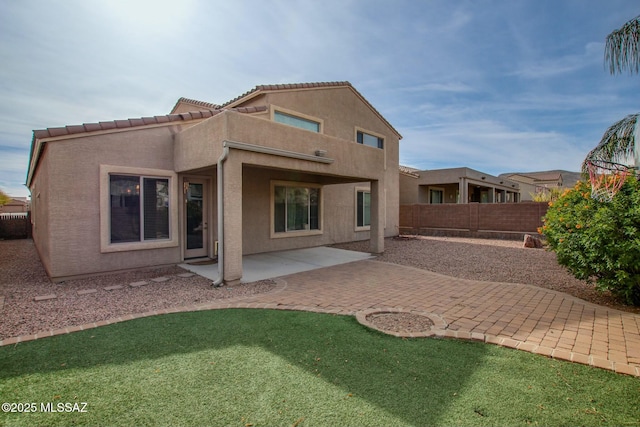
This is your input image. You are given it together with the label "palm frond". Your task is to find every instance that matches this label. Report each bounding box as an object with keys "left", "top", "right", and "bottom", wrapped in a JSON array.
[
  {"left": 605, "top": 15, "right": 640, "bottom": 74},
  {"left": 582, "top": 113, "right": 639, "bottom": 172}
]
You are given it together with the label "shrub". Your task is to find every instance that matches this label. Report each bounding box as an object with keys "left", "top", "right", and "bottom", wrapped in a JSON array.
[
  {"left": 530, "top": 187, "right": 562, "bottom": 202},
  {"left": 0, "top": 189, "right": 9, "bottom": 206},
  {"left": 541, "top": 178, "right": 640, "bottom": 305}
]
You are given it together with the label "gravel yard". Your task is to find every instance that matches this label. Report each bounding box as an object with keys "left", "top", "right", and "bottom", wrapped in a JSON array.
[
  {"left": 0, "top": 240, "right": 275, "bottom": 340},
  {"left": 334, "top": 235, "right": 639, "bottom": 315},
  {"left": 1, "top": 236, "right": 637, "bottom": 341}
]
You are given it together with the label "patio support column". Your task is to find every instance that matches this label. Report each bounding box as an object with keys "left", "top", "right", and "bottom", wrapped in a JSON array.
[
  {"left": 222, "top": 153, "right": 243, "bottom": 284},
  {"left": 369, "top": 179, "right": 384, "bottom": 254},
  {"left": 459, "top": 177, "right": 468, "bottom": 204}
]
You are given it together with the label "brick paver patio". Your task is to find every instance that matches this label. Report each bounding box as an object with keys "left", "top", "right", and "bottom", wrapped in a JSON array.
[
  {"left": 235, "top": 260, "right": 640, "bottom": 376},
  {"left": 1, "top": 259, "right": 639, "bottom": 377}
]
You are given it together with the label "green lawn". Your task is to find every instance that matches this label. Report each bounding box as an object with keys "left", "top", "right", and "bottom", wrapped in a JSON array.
[{"left": 1, "top": 309, "right": 638, "bottom": 426}]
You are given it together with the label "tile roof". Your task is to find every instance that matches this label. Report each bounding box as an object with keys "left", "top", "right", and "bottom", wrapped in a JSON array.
[
  {"left": 399, "top": 165, "right": 420, "bottom": 178},
  {"left": 222, "top": 81, "right": 402, "bottom": 139},
  {"left": 32, "top": 82, "right": 399, "bottom": 141},
  {"left": 518, "top": 171, "right": 562, "bottom": 181},
  {"left": 170, "top": 97, "right": 220, "bottom": 113},
  {"left": 502, "top": 171, "right": 564, "bottom": 183},
  {"left": 32, "top": 106, "right": 267, "bottom": 140},
  {"left": 32, "top": 110, "right": 218, "bottom": 140},
  {"left": 27, "top": 106, "right": 267, "bottom": 186},
  {"left": 222, "top": 81, "right": 352, "bottom": 107}
]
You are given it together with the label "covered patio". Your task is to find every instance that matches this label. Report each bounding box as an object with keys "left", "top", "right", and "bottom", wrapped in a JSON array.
[{"left": 180, "top": 246, "right": 373, "bottom": 283}]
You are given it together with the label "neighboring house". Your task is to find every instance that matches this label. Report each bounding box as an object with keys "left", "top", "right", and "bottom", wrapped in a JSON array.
[
  {"left": 0, "top": 197, "right": 30, "bottom": 213},
  {"left": 26, "top": 82, "right": 401, "bottom": 283},
  {"left": 399, "top": 167, "right": 520, "bottom": 204},
  {"left": 499, "top": 170, "right": 581, "bottom": 201}
]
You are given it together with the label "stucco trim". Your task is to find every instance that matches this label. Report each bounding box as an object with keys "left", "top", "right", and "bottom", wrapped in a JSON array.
[
  {"left": 224, "top": 140, "right": 334, "bottom": 164},
  {"left": 99, "top": 165, "right": 179, "bottom": 253}
]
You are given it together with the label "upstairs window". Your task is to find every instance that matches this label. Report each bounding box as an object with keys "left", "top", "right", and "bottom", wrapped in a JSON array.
[
  {"left": 274, "top": 111, "right": 320, "bottom": 133},
  {"left": 357, "top": 130, "right": 384, "bottom": 149}
]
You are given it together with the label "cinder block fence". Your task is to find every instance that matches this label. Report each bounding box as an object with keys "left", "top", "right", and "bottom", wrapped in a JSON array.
[{"left": 399, "top": 202, "right": 548, "bottom": 240}]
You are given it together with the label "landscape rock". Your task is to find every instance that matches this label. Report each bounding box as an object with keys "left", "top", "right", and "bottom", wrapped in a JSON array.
[{"left": 523, "top": 234, "right": 543, "bottom": 249}]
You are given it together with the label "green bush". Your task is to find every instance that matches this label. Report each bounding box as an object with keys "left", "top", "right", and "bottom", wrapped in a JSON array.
[{"left": 541, "top": 178, "right": 640, "bottom": 305}]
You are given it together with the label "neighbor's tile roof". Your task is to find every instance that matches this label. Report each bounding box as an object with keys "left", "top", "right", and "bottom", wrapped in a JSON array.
[
  {"left": 519, "top": 171, "right": 562, "bottom": 181},
  {"left": 504, "top": 171, "right": 563, "bottom": 182},
  {"left": 399, "top": 165, "right": 420, "bottom": 177}
]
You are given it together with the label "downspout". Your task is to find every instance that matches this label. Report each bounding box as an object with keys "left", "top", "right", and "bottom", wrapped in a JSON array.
[
  {"left": 211, "top": 138, "right": 333, "bottom": 287},
  {"left": 212, "top": 144, "right": 229, "bottom": 287}
]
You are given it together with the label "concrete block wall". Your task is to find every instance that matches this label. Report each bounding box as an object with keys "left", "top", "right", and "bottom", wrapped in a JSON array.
[
  {"left": 478, "top": 203, "right": 548, "bottom": 232},
  {"left": 400, "top": 202, "right": 548, "bottom": 239}
]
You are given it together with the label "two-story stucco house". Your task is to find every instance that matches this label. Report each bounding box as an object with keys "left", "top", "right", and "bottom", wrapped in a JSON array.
[{"left": 26, "top": 82, "right": 401, "bottom": 283}]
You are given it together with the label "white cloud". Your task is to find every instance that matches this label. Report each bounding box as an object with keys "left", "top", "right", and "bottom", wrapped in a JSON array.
[
  {"left": 399, "top": 82, "right": 477, "bottom": 94},
  {"left": 1, "top": 0, "right": 639, "bottom": 196},
  {"left": 510, "top": 41, "right": 604, "bottom": 79},
  {"left": 399, "top": 120, "right": 586, "bottom": 175},
  {"left": 0, "top": 149, "right": 30, "bottom": 197}
]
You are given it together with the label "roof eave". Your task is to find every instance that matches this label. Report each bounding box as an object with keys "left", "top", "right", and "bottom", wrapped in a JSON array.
[
  {"left": 223, "top": 82, "right": 403, "bottom": 140},
  {"left": 25, "top": 112, "right": 217, "bottom": 188}
]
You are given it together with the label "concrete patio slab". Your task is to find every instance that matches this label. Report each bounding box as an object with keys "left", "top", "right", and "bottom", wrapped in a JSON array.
[{"left": 179, "top": 246, "right": 374, "bottom": 282}]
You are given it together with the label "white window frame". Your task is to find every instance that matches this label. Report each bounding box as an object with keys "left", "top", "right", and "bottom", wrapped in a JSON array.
[
  {"left": 355, "top": 186, "right": 371, "bottom": 231},
  {"left": 270, "top": 180, "right": 323, "bottom": 239},
  {"left": 270, "top": 105, "right": 323, "bottom": 133},
  {"left": 100, "top": 165, "right": 179, "bottom": 253}
]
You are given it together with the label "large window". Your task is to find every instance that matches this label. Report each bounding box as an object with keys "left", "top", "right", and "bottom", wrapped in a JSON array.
[
  {"left": 357, "top": 130, "right": 384, "bottom": 149},
  {"left": 274, "top": 111, "right": 320, "bottom": 133},
  {"left": 110, "top": 175, "right": 170, "bottom": 243},
  {"left": 356, "top": 190, "right": 371, "bottom": 228},
  {"left": 273, "top": 183, "right": 320, "bottom": 234}
]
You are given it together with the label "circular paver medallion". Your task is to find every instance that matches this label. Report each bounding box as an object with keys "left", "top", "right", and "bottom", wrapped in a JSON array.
[{"left": 356, "top": 308, "right": 448, "bottom": 338}]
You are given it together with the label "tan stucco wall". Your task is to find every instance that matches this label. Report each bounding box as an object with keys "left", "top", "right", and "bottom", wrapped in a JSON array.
[
  {"left": 29, "top": 145, "right": 52, "bottom": 276},
  {"left": 174, "top": 114, "right": 227, "bottom": 173},
  {"left": 257, "top": 87, "right": 395, "bottom": 143},
  {"left": 0, "top": 201, "right": 29, "bottom": 213},
  {"left": 37, "top": 126, "right": 184, "bottom": 280},
  {"left": 399, "top": 173, "right": 419, "bottom": 205},
  {"left": 31, "top": 85, "right": 399, "bottom": 281},
  {"left": 419, "top": 183, "right": 459, "bottom": 203},
  {"left": 400, "top": 167, "right": 520, "bottom": 204},
  {"left": 241, "top": 167, "right": 377, "bottom": 254},
  {"left": 176, "top": 91, "right": 400, "bottom": 248}
]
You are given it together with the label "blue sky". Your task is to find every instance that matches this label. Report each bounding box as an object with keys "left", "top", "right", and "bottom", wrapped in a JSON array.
[{"left": 1, "top": 0, "right": 638, "bottom": 198}]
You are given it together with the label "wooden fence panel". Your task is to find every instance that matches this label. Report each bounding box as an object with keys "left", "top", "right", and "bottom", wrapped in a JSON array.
[{"left": 0, "top": 213, "right": 31, "bottom": 239}]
